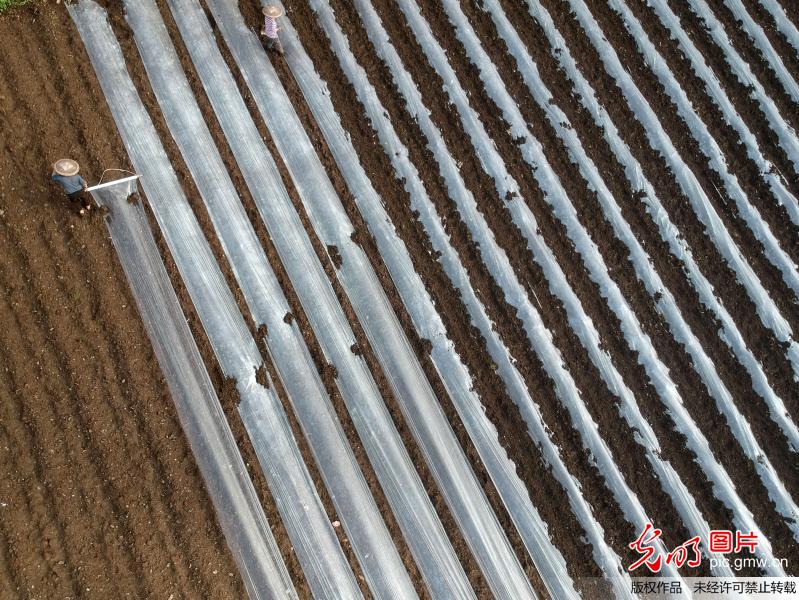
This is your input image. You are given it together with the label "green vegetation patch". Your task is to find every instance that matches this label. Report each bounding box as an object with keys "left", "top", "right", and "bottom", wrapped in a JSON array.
[{"left": 0, "top": 0, "right": 31, "bottom": 12}]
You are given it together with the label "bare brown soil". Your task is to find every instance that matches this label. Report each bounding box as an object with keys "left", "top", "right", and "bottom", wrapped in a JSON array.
[
  {"left": 0, "top": 3, "right": 251, "bottom": 597},
  {"left": 2, "top": 0, "right": 799, "bottom": 595}
]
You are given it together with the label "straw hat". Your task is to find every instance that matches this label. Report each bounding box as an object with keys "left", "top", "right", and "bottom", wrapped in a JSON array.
[
  {"left": 53, "top": 158, "right": 80, "bottom": 176},
  {"left": 262, "top": 4, "right": 284, "bottom": 17}
]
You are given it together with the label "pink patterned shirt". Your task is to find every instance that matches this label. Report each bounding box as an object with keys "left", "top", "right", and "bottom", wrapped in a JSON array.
[{"left": 263, "top": 16, "right": 279, "bottom": 39}]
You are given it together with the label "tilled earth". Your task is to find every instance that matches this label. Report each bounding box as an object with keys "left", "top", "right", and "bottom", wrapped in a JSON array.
[{"left": 1, "top": 0, "right": 798, "bottom": 597}]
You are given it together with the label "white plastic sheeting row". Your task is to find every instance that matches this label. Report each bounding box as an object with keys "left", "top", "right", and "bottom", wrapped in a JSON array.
[
  {"left": 81, "top": 177, "right": 294, "bottom": 597},
  {"left": 280, "top": 13, "right": 580, "bottom": 599},
  {"left": 404, "top": 0, "right": 789, "bottom": 569},
  {"left": 516, "top": 0, "right": 799, "bottom": 458},
  {"left": 644, "top": 0, "right": 799, "bottom": 226},
  {"left": 722, "top": 0, "right": 799, "bottom": 104},
  {"left": 695, "top": 3, "right": 799, "bottom": 189},
  {"left": 605, "top": 0, "right": 799, "bottom": 302},
  {"left": 620, "top": 0, "right": 799, "bottom": 449},
  {"left": 163, "top": 0, "right": 460, "bottom": 596},
  {"left": 124, "top": 1, "right": 380, "bottom": 596},
  {"left": 449, "top": 0, "right": 798, "bottom": 559},
  {"left": 480, "top": 0, "right": 799, "bottom": 523},
  {"left": 681, "top": 0, "right": 799, "bottom": 181},
  {"left": 548, "top": 0, "right": 799, "bottom": 382},
  {"left": 455, "top": 0, "right": 799, "bottom": 544},
  {"left": 330, "top": 0, "right": 688, "bottom": 586},
  {"left": 73, "top": 2, "right": 372, "bottom": 596},
  {"left": 207, "top": 0, "right": 535, "bottom": 596},
  {"left": 758, "top": 0, "right": 799, "bottom": 58},
  {"left": 74, "top": 2, "right": 254, "bottom": 379},
  {"left": 537, "top": 0, "right": 799, "bottom": 564},
  {"left": 549, "top": 0, "right": 799, "bottom": 564}
]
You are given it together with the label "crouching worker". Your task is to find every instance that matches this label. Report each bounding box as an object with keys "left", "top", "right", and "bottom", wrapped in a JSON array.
[
  {"left": 51, "top": 159, "right": 92, "bottom": 216},
  {"left": 261, "top": 4, "right": 285, "bottom": 55}
]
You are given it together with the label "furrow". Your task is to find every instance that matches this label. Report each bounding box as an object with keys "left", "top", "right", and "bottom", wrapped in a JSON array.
[
  {"left": 206, "top": 0, "right": 537, "bottom": 595},
  {"left": 131, "top": 0, "right": 477, "bottom": 595},
  {"left": 601, "top": 0, "right": 799, "bottom": 304},
  {"left": 0, "top": 237, "right": 143, "bottom": 597},
  {"left": 542, "top": 0, "right": 799, "bottom": 385},
  {"left": 281, "top": 14, "right": 585, "bottom": 598},
  {"left": 0, "top": 341, "right": 78, "bottom": 599},
  {"left": 324, "top": 0, "right": 703, "bottom": 584},
  {"left": 408, "top": 0, "right": 799, "bottom": 566}
]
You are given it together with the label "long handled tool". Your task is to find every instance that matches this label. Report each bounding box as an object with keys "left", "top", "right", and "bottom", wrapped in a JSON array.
[{"left": 85, "top": 168, "right": 139, "bottom": 192}]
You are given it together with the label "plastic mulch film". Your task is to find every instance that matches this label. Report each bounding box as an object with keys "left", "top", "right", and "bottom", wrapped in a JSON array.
[
  {"left": 236, "top": 382, "right": 363, "bottom": 599},
  {"left": 757, "top": 0, "right": 799, "bottom": 59},
  {"left": 721, "top": 0, "right": 799, "bottom": 104},
  {"left": 124, "top": 0, "right": 413, "bottom": 596},
  {"left": 279, "top": 14, "right": 583, "bottom": 599},
  {"left": 202, "top": 0, "right": 536, "bottom": 596},
  {"left": 538, "top": 0, "right": 799, "bottom": 373},
  {"left": 595, "top": 0, "right": 799, "bottom": 508},
  {"left": 159, "top": 3, "right": 454, "bottom": 597},
  {"left": 405, "top": 0, "right": 789, "bottom": 570},
  {"left": 302, "top": 0, "right": 665, "bottom": 594},
  {"left": 602, "top": 0, "right": 799, "bottom": 300},
  {"left": 164, "top": 0, "right": 479, "bottom": 596},
  {"left": 326, "top": 0, "right": 693, "bottom": 586},
  {"left": 646, "top": 1, "right": 799, "bottom": 226},
  {"left": 437, "top": 0, "right": 798, "bottom": 558},
  {"left": 86, "top": 178, "right": 295, "bottom": 599},
  {"left": 70, "top": 0, "right": 259, "bottom": 379},
  {"left": 72, "top": 2, "right": 362, "bottom": 596},
  {"left": 509, "top": 0, "right": 799, "bottom": 464},
  {"left": 554, "top": 1, "right": 796, "bottom": 566},
  {"left": 480, "top": 0, "right": 799, "bottom": 536},
  {"left": 682, "top": 0, "right": 799, "bottom": 194}
]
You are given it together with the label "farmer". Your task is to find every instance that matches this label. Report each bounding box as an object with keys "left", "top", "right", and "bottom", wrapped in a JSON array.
[
  {"left": 260, "top": 4, "right": 285, "bottom": 55},
  {"left": 51, "top": 159, "right": 92, "bottom": 216}
]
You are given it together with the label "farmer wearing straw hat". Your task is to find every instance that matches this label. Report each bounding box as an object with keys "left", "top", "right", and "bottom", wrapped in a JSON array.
[
  {"left": 260, "top": 4, "right": 285, "bottom": 55},
  {"left": 51, "top": 159, "right": 92, "bottom": 216}
]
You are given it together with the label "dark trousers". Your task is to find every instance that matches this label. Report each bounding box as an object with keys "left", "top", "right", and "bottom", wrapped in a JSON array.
[
  {"left": 264, "top": 36, "right": 284, "bottom": 54},
  {"left": 67, "top": 190, "right": 92, "bottom": 213}
]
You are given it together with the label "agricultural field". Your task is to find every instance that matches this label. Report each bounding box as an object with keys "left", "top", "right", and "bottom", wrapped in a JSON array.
[{"left": 1, "top": 0, "right": 798, "bottom": 598}]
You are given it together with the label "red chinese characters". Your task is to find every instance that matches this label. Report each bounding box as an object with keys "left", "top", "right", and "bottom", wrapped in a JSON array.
[
  {"left": 628, "top": 525, "right": 759, "bottom": 573},
  {"left": 665, "top": 536, "right": 701, "bottom": 568},
  {"left": 708, "top": 530, "right": 733, "bottom": 553},
  {"left": 734, "top": 531, "right": 758, "bottom": 554},
  {"left": 629, "top": 523, "right": 663, "bottom": 572}
]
